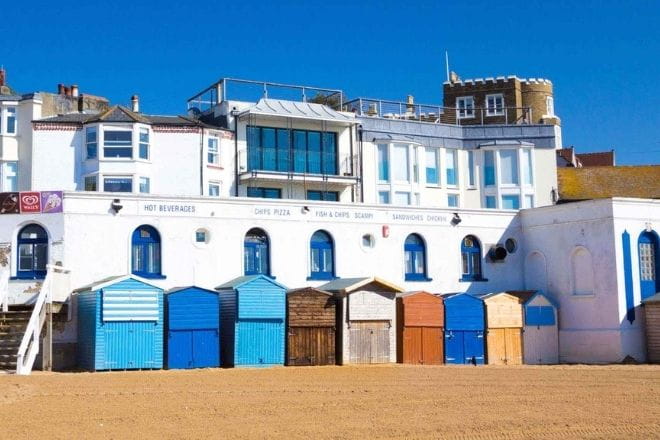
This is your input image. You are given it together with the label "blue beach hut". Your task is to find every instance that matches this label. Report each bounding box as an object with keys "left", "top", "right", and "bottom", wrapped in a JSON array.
[{"left": 442, "top": 293, "right": 486, "bottom": 365}]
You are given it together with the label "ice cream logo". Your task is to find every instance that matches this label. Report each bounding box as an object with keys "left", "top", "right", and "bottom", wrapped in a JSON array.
[
  {"left": 41, "top": 191, "right": 63, "bottom": 213},
  {"left": 19, "top": 192, "right": 41, "bottom": 213}
]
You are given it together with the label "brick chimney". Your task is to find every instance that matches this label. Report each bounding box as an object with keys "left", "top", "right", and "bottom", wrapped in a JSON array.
[{"left": 0, "top": 68, "right": 5, "bottom": 87}]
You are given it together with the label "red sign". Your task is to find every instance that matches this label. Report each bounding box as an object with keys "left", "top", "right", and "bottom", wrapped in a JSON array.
[{"left": 19, "top": 192, "right": 41, "bottom": 213}]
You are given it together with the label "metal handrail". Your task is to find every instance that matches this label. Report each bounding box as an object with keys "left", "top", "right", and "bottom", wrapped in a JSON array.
[
  {"left": 15, "top": 264, "right": 70, "bottom": 375},
  {"left": 0, "top": 270, "right": 8, "bottom": 312}
]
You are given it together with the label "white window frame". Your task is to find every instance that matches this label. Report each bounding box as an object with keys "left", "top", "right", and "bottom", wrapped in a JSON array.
[
  {"left": 5, "top": 106, "right": 17, "bottom": 135},
  {"left": 102, "top": 175, "right": 134, "bottom": 193},
  {"left": 83, "top": 174, "right": 98, "bottom": 192},
  {"left": 138, "top": 127, "right": 150, "bottom": 161},
  {"left": 546, "top": 96, "right": 555, "bottom": 117},
  {"left": 467, "top": 150, "right": 476, "bottom": 188},
  {"left": 85, "top": 125, "right": 99, "bottom": 160},
  {"left": 102, "top": 125, "right": 134, "bottom": 160},
  {"left": 447, "top": 193, "right": 460, "bottom": 208},
  {"left": 425, "top": 147, "right": 440, "bottom": 187},
  {"left": 456, "top": 96, "right": 475, "bottom": 119},
  {"left": 485, "top": 93, "right": 504, "bottom": 116},
  {"left": 1, "top": 161, "right": 18, "bottom": 192},
  {"left": 208, "top": 137, "right": 220, "bottom": 165},
  {"left": 208, "top": 181, "right": 221, "bottom": 197},
  {"left": 139, "top": 176, "right": 150, "bottom": 194}
]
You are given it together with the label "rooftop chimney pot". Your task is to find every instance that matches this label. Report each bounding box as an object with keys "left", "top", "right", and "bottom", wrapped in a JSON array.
[
  {"left": 71, "top": 84, "right": 79, "bottom": 97},
  {"left": 0, "top": 68, "right": 5, "bottom": 87},
  {"left": 57, "top": 83, "right": 65, "bottom": 95},
  {"left": 131, "top": 95, "right": 139, "bottom": 113}
]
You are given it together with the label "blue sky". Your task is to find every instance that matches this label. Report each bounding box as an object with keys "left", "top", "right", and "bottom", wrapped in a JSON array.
[{"left": 2, "top": 0, "right": 659, "bottom": 165}]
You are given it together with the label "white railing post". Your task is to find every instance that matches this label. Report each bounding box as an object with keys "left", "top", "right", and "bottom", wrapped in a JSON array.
[{"left": 0, "top": 270, "right": 9, "bottom": 312}]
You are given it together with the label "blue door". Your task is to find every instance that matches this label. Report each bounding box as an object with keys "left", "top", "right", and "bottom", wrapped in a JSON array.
[
  {"left": 444, "top": 330, "right": 464, "bottom": 364},
  {"left": 464, "top": 330, "right": 485, "bottom": 365},
  {"left": 168, "top": 330, "right": 194, "bottom": 369},
  {"left": 236, "top": 319, "right": 284, "bottom": 366},
  {"left": 104, "top": 322, "right": 158, "bottom": 370},
  {"left": 192, "top": 329, "right": 219, "bottom": 368},
  {"left": 639, "top": 231, "right": 659, "bottom": 301}
]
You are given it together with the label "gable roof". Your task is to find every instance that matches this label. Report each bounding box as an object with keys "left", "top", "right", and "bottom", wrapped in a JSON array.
[
  {"left": 166, "top": 286, "right": 218, "bottom": 295},
  {"left": 576, "top": 150, "right": 615, "bottom": 167},
  {"left": 215, "top": 274, "right": 288, "bottom": 291},
  {"left": 72, "top": 274, "right": 161, "bottom": 292},
  {"left": 287, "top": 286, "right": 333, "bottom": 296},
  {"left": 240, "top": 98, "right": 356, "bottom": 124},
  {"left": 475, "top": 291, "right": 524, "bottom": 303},
  {"left": 558, "top": 166, "right": 660, "bottom": 202},
  {"left": 319, "top": 277, "right": 404, "bottom": 294}
]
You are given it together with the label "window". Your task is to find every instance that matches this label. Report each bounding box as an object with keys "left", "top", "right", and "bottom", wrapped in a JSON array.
[
  {"left": 6, "top": 107, "right": 16, "bottom": 134},
  {"left": 501, "top": 195, "right": 520, "bottom": 210},
  {"left": 247, "top": 126, "right": 336, "bottom": 175},
  {"left": 310, "top": 230, "right": 334, "bottom": 280},
  {"left": 361, "top": 233, "right": 375, "bottom": 250},
  {"left": 1, "top": 162, "right": 18, "bottom": 192},
  {"left": 307, "top": 190, "right": 339, "bottom": 201},
  {"left": 84, "top": 175, "right": 97, "bottom": 191},
  {"left": 378, "top": 191, "right": 390, "bottom": 204},
  {"left": 523, "top": 149, "right": 533, "bottom": 185},
  {"left": 139, "top": 177, "right": 150, "bottom": 194},
  {"left": 499, "top": 150, "right": 519, "bottom": 185},
  {"left": 16, "top": 224, "right": 48, "bottom": 279},
  {"left": 209, "top": 182, "right": 221, "bottom": 197},
  {"left": 505, "top": 238, "right": 517, "bottom": 253},
  {"left": 571, "top": 247, "right": 594, "bottom": 295},
  {"left": 377, "top": 144, "right": 389, "bottom": 182},
  {"left": 208, "top": 137, "right": 219, "bottom": 164},
  {"left": 85, "top": 127, "right": 98, "bottom": 159},
  {"left": 244, "top": 228, "right": 269, "bottom": 276},
  {"left": 525, "top": 195, "right": 534, "bottom": 208},
  {"left": 446, "top": 150, "right": 457, "bottom": 186},
  {"left": 404, "top": 234, "right": 427, "bottom": 281},
  {"left": 139, "top": 128, "right": 149, "bottom": 160},
  {"left": 484, "top": 151, "right": 495, "bottom": 186},
  {"left": 456, "top": 97, "right": 474, "bottom": 119},
  {"left": 447, "top": 194, "right": 459, "bottom": 207},
  {"left": 131, "top": 225, "right": 162, "bottom": 278},
  {"left": 638, "top": 231, "right": 659, "bottom": 300},
  {"left": 468, "top": 151, "right": 475, "bottom": 186},
  {"left": 486, "top": 94, "right": 504, "bottom": 116},
  {"left": 461, "top": 235, "right": 483, "bottom": 281},
  {"left": 247, "top": 187, "right": 280, "bottom": 199},
  {"left": 425, "top": 148, "right": 439, "bottom": 185},
  {"left": 546, "top": 96, "right": 555, "bottom": 116},
  {"left": 195, "top": 228, "right": 210, "bottom": 244},
  {"left": 394, "top": 191, "right": 411, "bottom": 206},
  {"left": 392, "top": 144, "right": 409, "bottom": 182},
  {"left": 104, "top": 130, "right": 133, "bottom": 158},
  {"left": 485, "top": 196, "right": 496, "bottom": 209},
  {"left": 103, "top": 176, "right": 132, "bottom": 192}
]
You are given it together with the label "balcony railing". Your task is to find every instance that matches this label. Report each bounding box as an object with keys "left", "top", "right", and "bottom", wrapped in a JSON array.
[
  {"left": 340, "top": 98, "right": 533, "bottom": 126},
  {"left": 238, "top": 148, "right": 355, "bottom": 179}
]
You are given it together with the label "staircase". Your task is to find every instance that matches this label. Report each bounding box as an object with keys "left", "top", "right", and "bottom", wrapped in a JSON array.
[{"left": 0, "top": 307, "right": 32, "bottom": 371}]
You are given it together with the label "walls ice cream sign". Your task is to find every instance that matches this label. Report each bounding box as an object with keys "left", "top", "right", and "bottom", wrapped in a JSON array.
[{"left": 0, "top": 191, "right": 62, "bottom": 215}]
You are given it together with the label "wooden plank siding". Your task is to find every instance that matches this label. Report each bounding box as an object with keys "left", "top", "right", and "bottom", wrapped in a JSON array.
[
  {"left": 645, "top": 304, "right": 660, "bottom": 363},
  {"left": 286, "top": 288, "right": 337, "bottom": 366},
  {"left": 287, "top": 327, "right": 335, "bottom": 366},
  {"left": 287, "top": 288, "right": 336, "bottom": 327},
  {"left": 397, "top": 292, "right": 444, "bottom": 364},
  {"left": 487, "top": 328, "right": 523, "bottom": 365},
  {"left": 349, "top": 321, "right": 390, "bottom": 364},
  {"left": 483, "top": 293, "right": 524, "bottom": 329}
]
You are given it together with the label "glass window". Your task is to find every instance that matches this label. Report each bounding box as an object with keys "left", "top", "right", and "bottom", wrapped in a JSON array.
[
  {"left": 394, "top": 191, "right": 411, "bottom": 206},
  {"left": 525, "top": 195, "right": 534, "bottom": 208},
  {"left": 307, "top": 190, "right": 339, "bottom": 201},
  {"left": 468, "top": 151, "right": 475, "bottom": 186},
  {"left": 446, "top": 150, "right": 457, "bottom": 186},
  {"left": 195, "top": 230, "right": 208, "bottom": 243},
  {"left": 392, "top": 144, "right": 409, "bottom": 182},
  {"left": 139, "top": 177, "right": 150, "bottom": 194},
  {"left": 2, "top": 162, "right": 18, "bottom": 192},
  {"left": 208, "top": 138, "right": 219, "bottom": 164},
  {"left": 377, "top": 144, "right": 389, "bottom": 182},
  {"left": 638, "top": 232, "right": 659, "bottom": 300},
  {"left": 244, "top": 228, "right": 269, "bottom": 276},
  {"left": 209, "top": 182, "right": 221, "bottom": 197},
  {"left": 262, "top": 128, "right": 277, "bottom": 171},
  {"left": 546, "top": 96, "right": 555, "bottom": 116},
  {"left": 310, "top": 230, "right": 334, "bottom": 280},
  {"left": 277, "top": 129, "right": 290, "bottom": 172},
  {"left": 103, "top": 177, "right": 132, "bottom": 192},
  {"left": 523, "top": 149, "right": 533, "bottom": 185},
  {"left": 461, "top": 235, "right": 482, "bottom": 281},
  {"left": 322, "top": 132, "right": 337, "bottom": 175},
  {"left": 16, "top": 224, "right": 48, "bottom": 279},
  {"left": 362, "top": 234, "right": 375, "bottom": 249},
  {"left": 6, "top": 107, "right": 16, "bottom": 134},
  {"left": 103, "top": 130, "right": 133, "bottom": 158},
  {"left": 139, "top": 128, "right": 149, "bottom": 160},
  {"left": 456, "top": 97, "right": 474, "bottom": 119},
  {"left": 307, "top": 131, "right": 321, "bottom": 174},
  {"left": 404, "top": 234, "right": 427, "bottom": 281},
  {"left": 378, "top": 191, "right": 390, "bottom": 204},
  {"left": 425, "top": 148, "right": 439, "bottom": 185},
  {"left": 84, "top": 175, "right": 97, "bottom": 191},
  {"left": 131, "top": 225, "right": 162, "bottom": 278},
  {"left": 293, "top": 130, "right": 307, "bottom": 173},
  {"left": 501, "top": 195, "right": 520, "bottom": 210},
  {"left": 485, "top": 196, "right": 496, "bottom": 209},
  {"left": 484, "top": 151, "right": 495, "bottom": 186},
  {"left": 247, "top": 187, "right": 281, "bottom": 199},
  {"left": 447, "top": 194, "right": 459, "bottom": 207},
  {"left": 85, "top": 127, "right": 98, "bottom": 159},
  {"left": 499, "top": 150, "right": 519, "bottom": 185},
  {"left": 486, "top": 94, "right": 504, "bottom": 116}
]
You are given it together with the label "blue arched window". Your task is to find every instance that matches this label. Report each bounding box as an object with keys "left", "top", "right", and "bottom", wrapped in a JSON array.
[
  {"left": 244, "top": 228, "right": 270, "bottom": 276},
  {"left": 639, "top": 230, "right": 659, "bottom": 301},
  {"left": 131, "top": 225, "right": 163, "bottom": 278},
  {"left": 310, "top": 230, "right": 334, "bottom": 280},
  {"left": 461, "top": 235, "right": 483, "bottom": 281},
  {"left": 17, "top": 224, "right": 48, "bottom": 279},
  {"left": 404, "top": 233, "right": 427, "bottom": 281}
]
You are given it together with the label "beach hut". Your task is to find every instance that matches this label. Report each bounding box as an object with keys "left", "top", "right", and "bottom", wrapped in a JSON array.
[
  {"left": 216, "top": 275, "right": 287, "bottom": 367},
  {"left": 396, "top": 291, "right": 444, "bottom": 365},
  {"left": 480, "top": 292, "right": 525, "bottom": 365},
  {"left": 321, "top": 277, "right": 403, "bottom": 365},
  {"left": 443, "top": 293, "right": 485, "bottom": 365},
  {"left": 510, "top": 290, "right": 559, "bottom": 365},
  {"left": 166, "top": 286, "right": 220, "bottom": 369},
  {"left": 76, "top": 275, "right": 164, "bottom": 371},
  {"left": 643, "top": 293, "right": 660, "bottom": 363},
  {"left": 286, "top": 287, "right": 337, "bottom": 366}
]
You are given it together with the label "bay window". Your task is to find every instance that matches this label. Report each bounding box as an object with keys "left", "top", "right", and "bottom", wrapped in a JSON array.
[
  {"left": 378, "top": 144, "right": 389, "bottom": 182},
  {"left": 499, "top": 150, "right": 519, "bottom": 185},
  {"left": 392, "top": 144, "right": 409, "bottom": 182},
  {"left": 103, "top": 176, "right": 133, "bottom": 192},
  {"left": 425, "top": 148, "right": 439, "bottom": 185},
  {"left": 85, "top": 127, "right": 98, "bottom": 159},
  {"left": 1, "top": 162, "right": 18, "bottom": 192},
  {"left": 139, "top": 128, "right": 150, "bottom": 160},
  {"left": 104, "top": 130, "right": 133, "bottom": 158},
  {"left": 446, "top": 150, "right": 457, "bottom": 186}
]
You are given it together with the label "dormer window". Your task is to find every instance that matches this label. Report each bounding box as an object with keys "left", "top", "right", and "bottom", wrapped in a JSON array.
[{"left": 104, "top": 129, "right": 133, "bottom": 158}]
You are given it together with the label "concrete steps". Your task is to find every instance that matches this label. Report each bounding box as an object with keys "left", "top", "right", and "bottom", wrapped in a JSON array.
[{"left": 0, "top": 309, "right": 32, "bottom": 371}]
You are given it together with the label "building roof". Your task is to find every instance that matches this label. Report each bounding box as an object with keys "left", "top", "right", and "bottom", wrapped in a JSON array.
[
  {"left": 72, "top": 274, "right": 161, "bottom": 292},
  {"left": 239, "top": 98, "right": 356, "bottom": 124},
  {"left": 557, "top": 166, "right": 660, "bottom": 201},
  {"left": 166, "top": 286, "right": 218, "bottom": 295},
  {"left": 215, "top": 274, "right": 287, "bottom": 290},
  {"left": 557, "top": 147, "right": 581, "bottom": 167},
  {"left": 287, "top": 287, "right": 333, "bottom": 296},
  {"left": 575, "top": 151, "right": 615, "bottom": 167},
  {"left": 318, "top": 277, "right": 404, "bottom": 294}
]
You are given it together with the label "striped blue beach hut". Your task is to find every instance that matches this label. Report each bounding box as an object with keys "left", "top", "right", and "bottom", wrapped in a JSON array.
[{"left": 76, "top": 275, "right": 164, "bottom": 371}]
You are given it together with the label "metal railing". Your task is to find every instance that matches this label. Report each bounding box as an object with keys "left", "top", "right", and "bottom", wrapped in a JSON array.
[
  {"left": 238, "top": 149, "right": 355, "bottom": 178},
  {"left": 16, "top": 264, "right": 70, "bottom": 375},
  {"left": 341, "top": 98, "right": 533, "bottom": 126},
  {"left": 0, "top": 269, "right": 8, "bottom": 312}
]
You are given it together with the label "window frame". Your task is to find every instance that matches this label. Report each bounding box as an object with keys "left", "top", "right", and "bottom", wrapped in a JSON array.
[
  {"left": 5, "top": 107, "right": 16, "bottom": 135},
  {"left": 485, "top": 93, "right": 504, "bottom": 116},
  {"left": 84, "top": 175, "right": 98, "bottom": 191},
  {"left": 85, "top": 126, "right": 98, "bottom": 159},
  {"left": 16, "top": 224, "right": 48, "bottom": 280},
  {"left": 138, "top": 127, "right": 150, "bottom": 160},
  {"left": 208, "top": 182, "right": 221, "bottom": 197},
  {"left": 445, "top": 149, "right": 458, "bottom": 187},
  {"left": 404, "top": 233, "right": 429, "bottom": 281},
  {"left": 208, "top": 137, "right": 220, "bottom": 165},
  {"left": 309, "top": 230, "right": 335, "bottom": 280},
  {"left": 103, "top": 175, "right": 133, "bottom": 193},
  {"left": 425, "top": 147, "right": 440, "bottom": 186},
  {"left": 103, "top": 127, "right": 134, "bottom": 159},
  {"left": 131, "top": 225, "right": 164, "bottom": 279},
  {"left": 456, "top": 96, "right": 475, "bottom": 119},
  {"left": 244, "top": 228, "right": 270, "bottom": 276},
  {"left": 139, "top": 176, "right": 150, "bottom": 194},
  {"left": 306, "top": 190, "right": 339, "bottom": 202},
  {"left": 1, "top": 161, "right": 18, "bottom": 192},
  {"left": 461, "top": 235, "right": 485, "bottom": 282},
  {"left": 246, "top": 187, "right": 281, "bottom": 199}
]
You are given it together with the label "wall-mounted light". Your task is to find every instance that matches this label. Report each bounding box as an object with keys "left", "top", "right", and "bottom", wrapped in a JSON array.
[
  {"left": 110, "top": 199, "right": 123, "bottom": 215},
  {"left": 301, "top": 206, "right": 310, "bottom": 214},
  {"left": 451, "top": 212, "right": 462, "bottom": 226}
]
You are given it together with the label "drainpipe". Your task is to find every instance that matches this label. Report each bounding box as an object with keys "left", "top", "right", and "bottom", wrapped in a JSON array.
[
  {"left": 358, "top": 124, "right": 364, "bottom": 203},
  {"left": 199, "top": 126, "right": 204, "bottom": 196},
  {"left": 234, "top": 114, "right": 239, "bottom": 197},
  {"left": 349, "top": 124, "right": 355, "bottom": 202}
]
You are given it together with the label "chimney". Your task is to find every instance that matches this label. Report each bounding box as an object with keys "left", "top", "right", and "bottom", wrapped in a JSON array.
[
  {"left": 0, "top": 68, "right": 5, "bottom": 87},
  {"left": 57, "top": 83, "right": 65, "bottom": 95},
  {"left": 406, "top": 95, "right": 414, "bottom": 114},
  {"left": 449, "top": 71, "right": 461, "bottom": 83},
  {"left": 131, "top": 95, "right": 139, "bottom": 113},
  {"left": 64, "top": 86, "right": 71, "bottom": 97},
  {"left": 71, "top": 84, "right": 79, "bottom": 97}
]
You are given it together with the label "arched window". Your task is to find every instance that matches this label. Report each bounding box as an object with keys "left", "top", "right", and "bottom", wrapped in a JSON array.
[
  {"left": 310, "top": 230, "right": 334, "bottom": 280},
  {"left": 525, "top": 251, "right": 548, "bottom": 293},
  {"left": 639, "top": 230, "right": 659, "bottom": 301},
  {"left": 571, "top": 246, "right": 594, "bottom": 295},
  {"left": 131, "top": 225, "right": 162, "bottom": 278},
  {"left": 404, "top": 233, "right": 427, "bottom": 281},
  {"left": 17, "top": 224, "right": 48, "bottom": 279},
  {"left": 461, "top": 235, "right": 482, "bottom": 281},
  {"left": 244, "top": 228, "right": 270, "bottom": 276}
]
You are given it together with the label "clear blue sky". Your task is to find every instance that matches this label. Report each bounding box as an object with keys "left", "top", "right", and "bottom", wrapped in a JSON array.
[{"left": 2, "top": 0, "right": 659, "bottom": 165}]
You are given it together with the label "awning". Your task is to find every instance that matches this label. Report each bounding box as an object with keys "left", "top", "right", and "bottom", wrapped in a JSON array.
[{"left": 239, "top": 98, "right": 356, "bottom": 124}]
